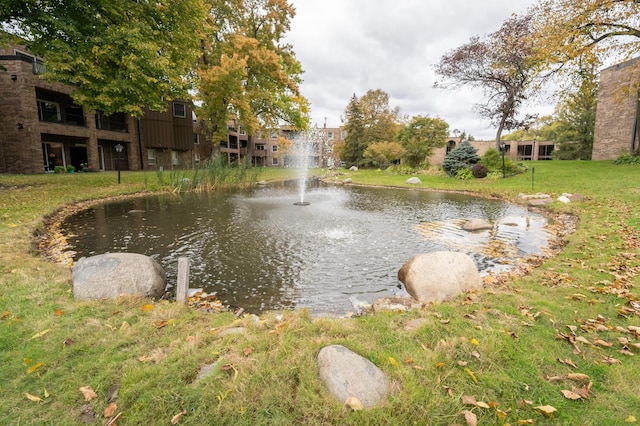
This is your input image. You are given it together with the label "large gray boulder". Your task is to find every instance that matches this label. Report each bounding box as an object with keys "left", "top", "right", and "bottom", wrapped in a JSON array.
[
  {"left": 72, "top": 253, "right": 166, "bottom": 300},
  {"left": 461, "top": 218, "right": 492, "bottom": 232},
  {"left": 317, "top": 345, "right": 388, "bottom": 408},
  {"left": 398, "top": 251, "right": 482, "bottom": 303},
  {"left": 406, "top": 177, "right": 422, "bottom": 185}
]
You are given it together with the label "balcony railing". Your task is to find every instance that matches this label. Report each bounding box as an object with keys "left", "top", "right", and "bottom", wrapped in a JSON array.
[
  {"left": 33, "top": 60, "right": 47, "bottom": 75},
  {"left": 39, "top": 110, "right": 87, "bottom": 127}
]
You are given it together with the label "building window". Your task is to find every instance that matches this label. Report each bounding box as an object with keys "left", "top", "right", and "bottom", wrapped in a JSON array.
[
  {"left": 147, "top": 149, "right": 156, "bottom": 166},
  {"left": 270, "top": 131, "right": 278, "bottom": 139},
  {"left": 340, "top": 131, "right": 347, "bottom": 140},
  {"left": 194, "top": 152, "right": 200, "bottom": 165},
  {"left": 255, "top": 144, "right": 265, "bottom": 151},
  {"left": 272, "top": 145, "right": 278, "bottom": 152},
  {"left": 173, "top": 103, "right": 186, "bottom": 118},
  {"left": 37, "top": 99, "right": 61, "bottom": 122},
  {"left": 327, "top": 131, "right": 334, "bottom": 140},
  {"left": 239, "top": 127, "right": 246, "bottom": 135},
  {"left": 539, "top": 144, "right": 554, "bottom": 160},
  {"left": 172, "top": 151, "right": 179, "bottom": 165},
  {"left": 193, "top": 133, "right": 199, "bottom": 144},
  {"left": 256, "top": 131, "right": 264, "bottom": 139},
  {"left": 272, "top": 157, "right": 279, "bottom": 165}
]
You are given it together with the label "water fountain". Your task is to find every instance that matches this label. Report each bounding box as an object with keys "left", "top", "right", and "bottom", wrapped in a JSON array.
[{"left": 291, "top": 128, "right": 326, "bottom": 206}]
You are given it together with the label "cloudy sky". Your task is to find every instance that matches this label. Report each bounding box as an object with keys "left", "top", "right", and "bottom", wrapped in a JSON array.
[{"left": 285, "top": 0, "right": 554, "bottom": 140}]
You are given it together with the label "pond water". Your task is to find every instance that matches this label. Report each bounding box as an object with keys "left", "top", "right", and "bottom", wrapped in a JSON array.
[{"left": 62, "top": 182, "right": 551, "bottom": 315}]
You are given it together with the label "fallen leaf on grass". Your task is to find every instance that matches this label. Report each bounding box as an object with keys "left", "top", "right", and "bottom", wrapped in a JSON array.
[
  {"left": 388, "top": 357, "right": 399, "bottom": 367},
  {"left": 171, "top": 409, "right": 187, "bottom": 424},
  {"left": 54, "top": 310, "right": 64, "bottom": 316},
  {"left": 1, "top": 311, "right": 10, "bottom": 319},
  {"left": 221, "top": 364, "right": 238, "bottom": 380},
  {"left": 461, "top": 395, "right": 477, "bottom": 405},
  {"left": 625, "top": 415, "right": 637, "bottom": 423},
  {"left": 561, "top": 389, "right": 583, "bottom": 400},
  {"left": 103, "top": 403, "right": 117, "bottom": 417},
  {"left": 558, "top": 358, "right": 578, "bottom": 368},
  {"left": 465, "top": 368, "right": 479, "bottom": 384},
  {"left": 26, "top": 362, "right": 43, "bottom": 375},
  {"left": 535, "top": 405, "right": 557, "bottom": 418},
  {"left": 186, "top": 335, "right": 195, "bottom": 343},
  {"left": 344, "top": 396, "right": 364, "bottom": 411},
  {"left": 462, "top": 409, "right": 477, "bottom": 426},
  {"left": 575, "top": 336, "right": 591, "bottom": 345},
  {"left": 140, "top": 304, "right": 154, "bottom": 312},
  {"left": 517, "top": 420, "right": 534, "bottom": 425},
  {"left": 31, "top": 329, "right": 50, "bottom": 339},
  {"left": 153, "top": 319, "right": 175, "bottom": 328},
  {"left": 601, "top": 356, "right": 622, "bottom": 364},
  {"left": 25, "top": 392, "right": 42, "bottom": 402},
  {"left": 566, "top": 373, "right": 590, "bottom": 382},
  {"left": 79, "top": 386, "right": 97, "bottom": 401}
]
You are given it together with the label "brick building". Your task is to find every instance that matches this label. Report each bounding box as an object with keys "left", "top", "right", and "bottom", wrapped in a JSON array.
[
  {"left": 0, "top": 41, "right": 209, "bottom": 174},
  {"left": 593, "top": 57, "right": 640, "bottom": 160}
]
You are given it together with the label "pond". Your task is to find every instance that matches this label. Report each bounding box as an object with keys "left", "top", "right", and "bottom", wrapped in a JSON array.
[{"left": 62, "top": 181, "right": 551, "bottom": 315}]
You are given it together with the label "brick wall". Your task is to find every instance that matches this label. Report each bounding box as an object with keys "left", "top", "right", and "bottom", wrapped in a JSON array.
[{"left": 593, "top": 58, "right": 640, "bottom": 160}]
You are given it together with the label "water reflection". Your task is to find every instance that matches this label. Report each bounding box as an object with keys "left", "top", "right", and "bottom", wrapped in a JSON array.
[{"left": 63, "top": 182, "right": 550, "bottom": 315}]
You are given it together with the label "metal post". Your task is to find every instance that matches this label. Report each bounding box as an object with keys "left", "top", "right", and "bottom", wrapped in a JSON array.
[
  {"left": 115, "top": 144, "right": 123, "bottom": 184},
  {"left": 531, "top": 167, "right": 535, "bottom": 191}
]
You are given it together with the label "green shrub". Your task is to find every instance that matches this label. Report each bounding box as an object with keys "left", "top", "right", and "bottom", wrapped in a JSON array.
[
  {"left": 455, "top": 168, "right": 473, "bottom": 180},
  {"left": 385, "top": 165, "right": 418, "bottom": 175},
  {"left": 471, "top": 163, "right": 488, "bottom": 178},
  {"left": 614, "top": 154, "right": 640, "bottom": 165},
  {"left": 480, "top": 148, "right": 527, "bottom": 176},
  {"left": 54, "top": 165, "right": 65, "bottom": 173},
  {"left": 442, "top": 141, "right": 480, "bottom": 177}
]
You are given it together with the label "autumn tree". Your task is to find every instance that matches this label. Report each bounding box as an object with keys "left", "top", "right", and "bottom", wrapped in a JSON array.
[
  {"left": 396, "top": 115, "right": 449, "bottom": 168},
  {"left": 434, "top": 14, "right": 540, "bottom": 150},
  {"left": 197, "top": 0, "right": 309, "bottom": 141},
  {"left": 342, "top": 89, "right": 402, "bottom": 166},
  {"left": 530, "top": 0, "right": 640, "bottom": 74},
  {"left": 1, "top": 0, "right": 207, "bottom": 116},
  {"left": 363, "top": 141, "right": 405, "bottom": 168}
]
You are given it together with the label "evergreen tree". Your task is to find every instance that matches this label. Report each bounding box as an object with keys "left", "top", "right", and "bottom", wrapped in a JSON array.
[
  {"left": 442, "top": 141, "right": 480, "bottom": 176},
  {"left": 342, "top": 94, "right": 366, "bottom": 166}
]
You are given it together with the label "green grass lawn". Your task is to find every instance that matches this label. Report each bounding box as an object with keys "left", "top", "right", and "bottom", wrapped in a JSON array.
[{"left": 1, "top": 161, "right": 639, "bottom": 425}]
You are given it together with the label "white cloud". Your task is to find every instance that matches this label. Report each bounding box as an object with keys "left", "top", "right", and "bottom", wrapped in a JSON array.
[{"left": 285, "top": 0, "right": 552, "bottom": 139}]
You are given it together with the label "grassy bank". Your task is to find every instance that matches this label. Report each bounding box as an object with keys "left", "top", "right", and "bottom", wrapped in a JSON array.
[{"left": 1, "top": 161, "right": 639, "bottom": 425}]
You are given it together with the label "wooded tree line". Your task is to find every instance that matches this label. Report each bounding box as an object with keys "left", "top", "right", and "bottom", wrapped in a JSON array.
[
  {"left": 435, "top": 0, "right": 640, "bottom": 160},
  {"left": 1, "top": 0, "right": 637, "bottom": 163},
  {"left": 0, "top": 0, "right": 308, "bottom": 142}
]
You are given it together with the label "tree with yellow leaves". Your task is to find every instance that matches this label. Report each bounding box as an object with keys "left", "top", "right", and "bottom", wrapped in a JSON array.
[
  {"left": 530, "top": 0, "right": 640, "bottom": 72},
  {"left": 197, "top": 0, "right": 309, "bottom": 142}
]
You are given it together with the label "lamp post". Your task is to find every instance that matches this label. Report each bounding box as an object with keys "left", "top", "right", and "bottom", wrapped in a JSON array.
[
  {"left": 115, "top": 144, "right": 123, "bottom": 184},
  {"left": 500, "top": 142, "right": 506, "bottom": 178}
]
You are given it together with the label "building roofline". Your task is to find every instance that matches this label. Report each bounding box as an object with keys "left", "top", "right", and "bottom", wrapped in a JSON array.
[{"left": 602, "top": 56, "right": 640, "bottom": 73}]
